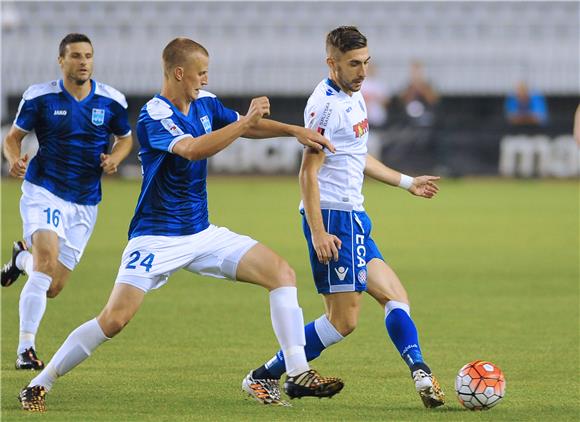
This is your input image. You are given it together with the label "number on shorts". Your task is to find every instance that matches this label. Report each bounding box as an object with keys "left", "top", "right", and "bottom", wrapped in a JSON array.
[
  {"left": 43, "top": 207, "right": 61, "bottom": 227},
  {"left": 125, "top": 251, "right": 155, "bottom": 272}
]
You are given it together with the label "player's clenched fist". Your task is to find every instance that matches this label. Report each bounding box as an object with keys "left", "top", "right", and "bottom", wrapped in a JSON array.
[
  {"left": 245, "top": 96, "right": 270, "bottom": 126},
  {"left": 9, "top": 154, "right": 28, "bottom": 179}
]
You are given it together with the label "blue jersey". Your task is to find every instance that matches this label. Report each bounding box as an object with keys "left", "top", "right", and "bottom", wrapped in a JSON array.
[
  {"left": 128, "top": 91, "right": 239, "bottom": 239},
  {"left": 14, "top": 79, "right": 131, "bottom": 205}
]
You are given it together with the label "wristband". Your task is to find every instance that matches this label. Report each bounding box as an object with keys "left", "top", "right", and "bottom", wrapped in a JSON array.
[{"left": 398, "top": 174, "right": 414, "bottom": 190}]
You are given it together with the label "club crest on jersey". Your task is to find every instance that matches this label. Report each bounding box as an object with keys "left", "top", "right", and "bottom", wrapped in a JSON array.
[
  {"left": 200, "top": 115, "right": 211, "bottom": 134},
  {"left": 352, "top": 118, "right": 369, "bottom": 138},
  {"left": 91, "top": 108, "right": 105, "bottom": 126}
]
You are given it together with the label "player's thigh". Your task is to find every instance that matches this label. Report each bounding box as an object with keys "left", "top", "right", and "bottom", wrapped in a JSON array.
[
  {"left": 20, "top": 181, "right": 67, "bottom": 246},
  {"left": 31, "top": 230, "right": 60, "bottom": 273},
  {"left": 97, "top": 283, "right": 146, "bottom": 337},
  {"left": 115, "top": 235, "right": 192, "bottom": 293},
  {"left": 57, "top": 202, "right": 98, "bottom": 271},
  {"left": 236, "top": 243, "right": 296, "bottom": 290},
  {"left": 322, "top": 291, "right": 363, "bottom": 335},
  {"left": 366, "top": 258, "right": 409, "bottom": 306}
]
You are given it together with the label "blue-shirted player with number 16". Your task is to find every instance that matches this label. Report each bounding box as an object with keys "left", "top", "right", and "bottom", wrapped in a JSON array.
[
  {"left": 18, "top": 37, "right": 344, "bottom": 412},
  {"left": 2, "top": 33, "right": 133, "bottom": 371}
]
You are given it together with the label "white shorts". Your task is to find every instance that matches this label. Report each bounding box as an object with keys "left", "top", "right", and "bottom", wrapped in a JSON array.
[
  {"left": 20, "top": 181, "right": 98, "bottom": 270},
  {"left": 115, "top": 225, "right": 258, "bottom": 293}
]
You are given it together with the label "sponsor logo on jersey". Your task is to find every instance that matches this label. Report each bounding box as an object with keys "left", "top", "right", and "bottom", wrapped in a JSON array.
[
  {"left": 355, "top": 234, "right": 366, "bottom": 267},
  {"left": 161, "top": 118, "right": 184, "bottom": 136},
  {"left": 352, "top": 118, "right": 369, "bottom": 138},
  {"left": 200, "top": 115, "right": 211, "bottom": 134},
  {"left": 53, "top": 110, "right": 67, "bottom": 116},
  {"left": 334, "top": 266, "right": 349, "bottom": 281},
  {"left": 91, "top": 108, "right": 105, "bottom": 126}
]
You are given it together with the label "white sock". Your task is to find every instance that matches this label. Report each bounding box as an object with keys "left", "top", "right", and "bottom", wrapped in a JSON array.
[
  {"left": 385, "top": 300, "right": 411, "bottom": 319},
  {"left": 16, "top": 250, "right": 33, "bottom": 275},
  {"left": 29, "top": 318, "right": 109, "bottom": 391},
  {"left": 314, "top": 314, "right": 344, "bottom": 347},
  {"left": 269, "top": 286, "right": 308, "bottom": 376},
  {"left": 18, "top": 272, "right": 52, "bottom": 354}
]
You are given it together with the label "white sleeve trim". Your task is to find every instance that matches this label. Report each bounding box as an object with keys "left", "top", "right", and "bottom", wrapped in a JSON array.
[
  {"left": 13, "top": 123, "right": 31, "bottom": 133},
  {"left": 115, "top": 130, "right": 132, "bottom": 138},
  {"left": 168, "top": 134, "right": 192, "bottom": 153}
]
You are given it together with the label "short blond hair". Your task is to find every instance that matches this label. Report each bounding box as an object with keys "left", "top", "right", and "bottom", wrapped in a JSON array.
[{"left": 162, "top": 37, "right": 209, "bottom": 77}]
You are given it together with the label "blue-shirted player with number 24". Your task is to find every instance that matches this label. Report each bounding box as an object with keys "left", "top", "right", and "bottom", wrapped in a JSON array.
[{"left": 18, "top": 37, "right": 344, "bottom": 412}]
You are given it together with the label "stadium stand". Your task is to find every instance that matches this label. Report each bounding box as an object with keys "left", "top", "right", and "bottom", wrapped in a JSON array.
[{"left": 2, "top": 1, "right": 578, "bottom": 97}]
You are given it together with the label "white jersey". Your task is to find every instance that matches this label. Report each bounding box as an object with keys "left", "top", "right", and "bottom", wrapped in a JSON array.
[{"left": 303, "top": 78, "right": 369, "bottom": 211}]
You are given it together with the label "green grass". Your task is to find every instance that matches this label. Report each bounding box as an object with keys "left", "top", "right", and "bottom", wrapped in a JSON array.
[{"left": 1, "top": 176, "right": 579, "bottom": 421}]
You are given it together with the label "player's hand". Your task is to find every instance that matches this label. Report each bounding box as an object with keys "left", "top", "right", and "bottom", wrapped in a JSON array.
[
  {"left": 100, "top": 153, "right": 120, "bottom": 175},
  {"left": 311, "top": 230, "right": 342, "bottom": 265},
  {"left": 292, "top": 127, "right": 336, "bottom": 153},
  {"left": 8, "top": 154, "right": 28, "bottom": 179},
  {"left": 409, "top": 175, "right": 440, "bottom": 198},
  {"left": 244, "top": 97, "right": 270, "bottom": 127}
]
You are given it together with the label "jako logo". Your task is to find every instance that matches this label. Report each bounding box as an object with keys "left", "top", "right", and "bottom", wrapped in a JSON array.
[
  {"left": 53, "top": 110, "right": 67, "bottom": 116},
  {"left": 352, "top": 118, "right": 369, "bottom": 138},
  {"left": 334, "top": 266, "right": 348, "bottom": 281}
]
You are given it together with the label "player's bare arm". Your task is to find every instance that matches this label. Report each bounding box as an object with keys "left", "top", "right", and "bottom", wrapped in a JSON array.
[
  {"left": 100, "top": 134, "right": 134, "bottom": 175},
  {"left": 244, "top": 119, "right": 336, "bottom": 153},
  {"left": 364, "top": 154, "right": 440, "bottom": 199},
  {"left": 172, "top": 97, "right": 268, "bottom": 161},
  {"left": 3, "top": 126, "right": 29, "bottom": 179},
  {"left": 299, "top": 147, "right": 341, "bottom": 265}
]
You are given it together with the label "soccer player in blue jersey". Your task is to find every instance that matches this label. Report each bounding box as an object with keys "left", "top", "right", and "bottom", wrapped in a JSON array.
[
  {"left": 1, "top": 33, "right": 133, "bottom": 371},
  {"left": 244, "top": 26, "right": 446, "bottom": 408},
  {"left": 18, "top": 37, "right": 344, "bottom": 412}
]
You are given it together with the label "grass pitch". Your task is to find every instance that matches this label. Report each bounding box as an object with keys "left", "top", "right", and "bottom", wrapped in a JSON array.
[{"left": 1, "top": 176, "right": 578, "bottom": 421}]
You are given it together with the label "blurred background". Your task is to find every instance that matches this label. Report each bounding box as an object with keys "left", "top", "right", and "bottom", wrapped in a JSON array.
[{"left": 1, "top": 0, "right": 579, "bottom": 178}]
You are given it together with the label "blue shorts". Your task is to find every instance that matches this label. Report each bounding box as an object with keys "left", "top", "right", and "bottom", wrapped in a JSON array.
[{"left": 302, "top": 209, "right": 384, "bottom": 294}]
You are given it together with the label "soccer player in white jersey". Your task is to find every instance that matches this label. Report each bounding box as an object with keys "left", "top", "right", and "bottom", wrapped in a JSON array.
[
  {"left": 2, "top": 33, "right": 133, "bottom": 371},
  {"left": 18, "top": 37, "right": 344, "bottom": 412},
  {"left": 244, "top": 26, "right": 445, "bottom": 408}
]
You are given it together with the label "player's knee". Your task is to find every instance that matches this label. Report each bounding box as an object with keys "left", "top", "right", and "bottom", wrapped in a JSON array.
[
  {"left": 34, "top": 255, "right": 58, "bottom": 277},
  {"left": 97, "top": 311, "right": 130, "bottom": 338},
  {"left": 273, "top": 260, "right": 296, "bottom": 287},
  {"left": 46, "top": 284, "right": 63, "bottom": 298},
  {"left": 329, "top": 316, "right": 358, "bottom": 337}
]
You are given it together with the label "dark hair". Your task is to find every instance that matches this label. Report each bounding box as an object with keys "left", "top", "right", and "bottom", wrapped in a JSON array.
[
  {"left": 162, "top": 37, "right": 209, "bottom": 76},
  {"left": 326, "top": 26, "right": 367, "bottom": 55},
  {"left": 59, "top": 33, "right": 92, "bottom": 57}
]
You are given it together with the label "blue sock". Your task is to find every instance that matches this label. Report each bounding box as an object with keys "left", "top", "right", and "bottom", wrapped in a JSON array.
[
  {"left": 262, "top": 321, "right": 327, "bottom": 379},
  {"left": 385, "top": 306, "right": 424, "bottom": 369}
]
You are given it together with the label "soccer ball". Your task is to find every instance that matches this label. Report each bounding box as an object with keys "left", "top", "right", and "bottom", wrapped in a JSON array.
[{"left": 455, "top": 360, "right": 506, "bottom": 410}]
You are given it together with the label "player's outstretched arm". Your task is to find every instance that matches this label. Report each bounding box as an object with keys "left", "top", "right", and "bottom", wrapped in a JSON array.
[
  {"left": 364, "top": 154, "right": 440, "bottom": 199},
  {"left": 3, "top": 126, "right": 29, "bottom": 179},
  {"left": 173, "top": 97, "right": 268, "bottom": 161},
  {"left": 100, "top": 134, "right": 134, "bottom": 175},
  {"left": 244, "top": 119, "right": 335, "bottom": 153},
  {"left": 300, "top": 147, "right": 341, "bottom": 264}
]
